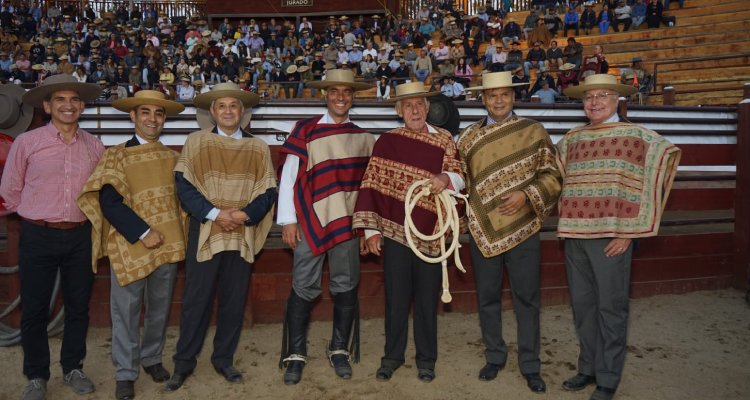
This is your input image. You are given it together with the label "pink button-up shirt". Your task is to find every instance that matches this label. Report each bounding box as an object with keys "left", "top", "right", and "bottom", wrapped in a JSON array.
[{"left": 0, "top": 123, "right": 104, "bottom": 222}]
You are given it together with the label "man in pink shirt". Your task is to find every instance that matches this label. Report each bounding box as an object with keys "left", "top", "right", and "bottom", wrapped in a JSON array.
[{"left": 0, "top": 74, "right": 103, "bottom": 400}]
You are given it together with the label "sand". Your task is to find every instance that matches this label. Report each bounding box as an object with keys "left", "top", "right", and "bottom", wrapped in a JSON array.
[{"left": 1, "top": 289, "right": 749, "bottom": 400}]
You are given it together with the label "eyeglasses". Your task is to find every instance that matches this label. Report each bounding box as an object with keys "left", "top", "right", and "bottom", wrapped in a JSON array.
[{"left": 582, "top": 92, "right": 618, "bottom": 103}]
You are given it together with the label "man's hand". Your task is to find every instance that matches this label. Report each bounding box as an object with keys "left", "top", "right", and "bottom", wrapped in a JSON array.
[
  {"left": 429, "top": 173, "right": 450, "bottom": 194},
  {"left": 230, "top": 210, "right": 249, "bottom": 225},
  {"left": 604, "top": 238, "right": 632, "bottom": 258},
  {"left": 365, "top": 234, "right": 382, "bottom": 256},
  {"left": 497, "top": 191, "right": 527, "bottom": 215},
  {"left": 359, "top": 236, "right": 368, "bottom": 255},
  {"left": 140, "top": 229, "right": 164, "bottom": 249},
  {"left": 282, "top": 223, "right": 302, "bottom": 250},
  {"left": 215, "top": 208, "right": 240, "bottom": 232}
]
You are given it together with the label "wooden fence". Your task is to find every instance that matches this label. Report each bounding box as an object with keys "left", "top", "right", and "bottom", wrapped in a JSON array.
[{"left": 39, "top": 0, "right": 207, "bottom": 19}]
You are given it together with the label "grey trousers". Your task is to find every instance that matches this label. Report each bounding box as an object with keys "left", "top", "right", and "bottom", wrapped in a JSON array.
[
  {"left": 565, "top": 238, "right": 633, "bottom": 390},
  {"left": 471, "top": 233, "right": 542, "bottom": 374},
  {"left": 291, "top": 234, "right": 360, "bottom": 301},
  {"left": 110, "top": 262, "right": 177, "bottom": 381}
]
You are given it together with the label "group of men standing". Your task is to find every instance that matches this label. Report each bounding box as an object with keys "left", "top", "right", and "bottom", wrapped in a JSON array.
[{"left": 1, "top": 66, "right": 679, "bottom": 400}]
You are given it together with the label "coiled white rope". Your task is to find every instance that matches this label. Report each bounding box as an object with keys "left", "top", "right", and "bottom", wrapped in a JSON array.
[{"left": 404, "top": 179, "right": 467, "bottom": 303}]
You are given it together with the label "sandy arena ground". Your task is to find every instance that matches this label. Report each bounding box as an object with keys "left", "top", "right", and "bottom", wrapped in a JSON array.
[{"left": 1, "top": 289, "right": 749, "bottom": 400}]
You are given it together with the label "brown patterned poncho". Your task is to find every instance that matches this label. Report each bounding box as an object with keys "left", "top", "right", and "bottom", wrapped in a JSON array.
[
  {"left": 457, "top": 115, "right": 562, "bottom": 258},
  {"left": 175, "top": 130, "right": 276, "bottom": 263},
  {"left": 352, "top": 125, "right": 463, "bottom": 257},
  {"left": 78, "top": 141, "right": 186, "bottom": 286}
]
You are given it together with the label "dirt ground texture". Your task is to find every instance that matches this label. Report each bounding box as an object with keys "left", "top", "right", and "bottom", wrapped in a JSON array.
[{"left": 1, "top": 289, "right": 749, "bottom": 400}]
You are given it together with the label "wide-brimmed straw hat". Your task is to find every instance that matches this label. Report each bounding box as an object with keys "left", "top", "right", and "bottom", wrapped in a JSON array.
[
  {"left": 564, "top": 74, "right": 638, "bottom": 98},
  {"left": 23, "top": 74, "right": 102, "bottom": 108},
  {"left": 386, "top": 81, "right": 440, "bottom": 103},
  {"left": 558, "top": 63, "right": 577, "bottom": 71},
  {"left": 466, "top": 71, "right": 527, "bottom": 91},
  {"left": 0, "top": 84, "right": 34, "bottom": 136},
  {"left": 286, "top": 65, "right": 298, "bottom": 74},
  {"left": 306, "top": 69, "right": 372, "bottom": 91},
  {"left": 112, "top": 89, "right": 185, "bottom": 116},
  {"left": 193, "top": 81, "right": 260, "bottom": 109}
]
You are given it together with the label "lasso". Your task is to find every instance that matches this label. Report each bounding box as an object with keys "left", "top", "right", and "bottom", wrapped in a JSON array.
[{"left": 404, "top": 179, "right": 467, "bottom": 303}]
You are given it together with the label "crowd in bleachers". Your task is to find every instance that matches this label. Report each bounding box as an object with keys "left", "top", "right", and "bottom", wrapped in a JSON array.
[{"left": 0, "top": 0, "right": 674, "bottom": 102}]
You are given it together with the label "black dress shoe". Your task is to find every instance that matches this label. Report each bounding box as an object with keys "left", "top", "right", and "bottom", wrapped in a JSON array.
[
  {"left": 590, "top": 386, "right": 616, "bottom": 400},
  {"left": 214, "top": 365, "right": 243, "bottom": 384},
  {"left": 417, "top": 368, "right": 435, "bottom": 383},
  {"left": 562, "top": 373, "right": 596, "bottom": 391},
  {"left": 164, "top": 371, "right": 191, "bottom": 392},
  {"left": 523, "top": 373, "right": 547, "bottom": 393},
  {"left": 283, "top": 360, "right": 305, "bottom": 385},
  {"left": 115, "top": 380, "right": 134, "bottom": 400},
  {"left": 478, "top": 363, "right": 504, "bottom": 381},
  {"left": 375, "top": 366, "right": 395, "bottom": 381},
  {"left": 143, "top": 363, "right": 171, "bottom": 383}
]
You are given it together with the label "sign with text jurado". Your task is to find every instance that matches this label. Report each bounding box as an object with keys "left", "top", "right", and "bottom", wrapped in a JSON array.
[{"left": 282, "top": 0, "right": 313, "bottom": 6}]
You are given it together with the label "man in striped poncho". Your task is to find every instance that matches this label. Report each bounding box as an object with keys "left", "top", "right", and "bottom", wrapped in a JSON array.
[{"left": 277, "top": 69, "right": 374, "bottom": 385}]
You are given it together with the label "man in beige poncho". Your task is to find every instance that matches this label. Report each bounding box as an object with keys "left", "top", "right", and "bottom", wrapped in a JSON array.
[
  {"left": 78, "top": 90, "right": 187, "bottom": 400},
  {"left": 165, "top": 82, "right": 277, "bottom": 391}
]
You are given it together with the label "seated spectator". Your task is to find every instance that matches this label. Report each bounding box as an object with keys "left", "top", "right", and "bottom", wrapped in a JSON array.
[
  {"left": 631, "top": 0, "right": 647, "bottom": 28},
  {"left": 529, "top": 18, "right": 552, "bottom": 47},
  {"left": 598, "top": 4, "right": 613, "bottom": 34},
  {"left": 176, "top": 76, "right": 195, "bottom": 101},
  {"left": 620, "top": 56, "right": 653, "bottom": 96},
  {"left": 646, "top": 0, "right": 663, "bottom": 29},
  {"left": 544, "top": 7, "right": 563, "bottom": 37},
  {"left": 414, "top": 49, "right": 432, "bottom": 82},
  {"left": 491, "top": 44, "right": 508, "bottom": 72},
  {"left": 563, "top": 37, "right": 583, "bottom": 70},
  {"left": 464, "top": 37, "right": 479, "bottom": 66},
  {"left": 504, "top": 41, "right": 523, "bottom": 72},
  {"left": 579, "top": 44, "right": 609, "bottom": 81},
  {"left": 581, "top": 3, "right": 597, "bottom": 35},
  {"left": 556, "top": 62, "right": 579, "bottom": 92},
  {"left": 523, "top": 9, "right": 539, "bottom": 42},
  {"left": 360, "top": 53, "right": 377, "bottom": 79},
  {"left": 97, "top": 79, "right": 111, "bottom": 100},
  {"left": 530, "top": 69, "right": 556, "bottom": 94},
  {"left": 454, "top": 57, "right": 473, "bottom": 85},
  {"left": 449, "top": 75, "right": 466, "bottom": 100},
  {"left": 613, "top": 0, "right": 632, "bottom": 32},
  {"left": 484, "top": 38, "right": 498, "bottom": 69},
  {"left": 532, "top": 80, "right": 558, "bottom": 104},
  {"left": 563, "top": 7, "right": 580, "bottom": 37},
  {"left": 268, "top": 65, "right": 284, "bottom": 99},
  {"left": 376, "top": 75, "right": 391, "bottom": 101},
  {"left": 449, "top": 39, "right": 465, "bottom": 63},
  {"left": 525, "top": 41, "right": 547, "bottom": 75},
  {"left": 375, "top": 59, "right": 392, "bottom": 92},
  {"left": 111, "top": 81, "right": 128, "bottom": 100},
  {"left": 512, "top": 67, "right": 530, "bottom": 100},
  {"left": 501, "top": 17, "right": 521, "bottom": 48},
  {"left": 440, "top": 75, "right": 455, "bottom": 98},
  {"left": 393, "top": 59, "right": 411, "bottom": 86},
  {"left": 486, "top": 14, "right": 503, "bottom": 39}
]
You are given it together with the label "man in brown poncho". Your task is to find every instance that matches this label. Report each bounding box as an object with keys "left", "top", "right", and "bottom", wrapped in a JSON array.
[
  {"left": 166, "top": 82, "right": 277, "bottom": 391},
  {"left": 78, "top": 90, "right": 187, "bottom": 400}
]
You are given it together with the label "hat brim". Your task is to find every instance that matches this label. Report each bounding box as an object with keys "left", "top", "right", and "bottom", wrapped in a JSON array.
[
  {"left": 193, "top": 90, "right": 260, "bottom": 109},
  {"left": 465, "top": 82, "right": 528, "bottom": 91},
  {"left": 22, "top": 81, "right": 102, "bottom": 108},
  {"left": 0, "top": 84, "right": 34, "bottom": 137},
  {"left": 112, "top": 97, "right": 185, "bottom": 116},
  {"left": 195, "top": 108, "right": 253, "bottom": 131},
  {"left": 564, "top": 82, "right": 638, "bottom": 99},
  {"left": 385, "top": 91, "right": 441, "bottom": 103},
  {"left": 306, "top": 80, "right": 373, "bottom": 91}
]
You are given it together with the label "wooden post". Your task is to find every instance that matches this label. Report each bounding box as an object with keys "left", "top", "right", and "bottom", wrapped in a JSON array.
[
  {"left": 734, "top": 98, "right": 750, "bottom": 290},
  {"left": 743, "top": 83, "right": 750, "bottom": 99},
  {"left": 618, "top": 97, "right": 628, "bottom": 118},
  {"left": 663, "top": 86, "right": 675, "bottom": 106},
  {"left": 530, "top": 95, "right": 540, "bottom": 103}
]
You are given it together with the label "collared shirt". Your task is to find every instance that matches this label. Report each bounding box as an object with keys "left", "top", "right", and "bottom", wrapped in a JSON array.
[
  {"left": 277, "top": 112, "right": 348, "bottom": 225},
  {"left": 0, "top": 123, "right": 105, "bottom": 222}
]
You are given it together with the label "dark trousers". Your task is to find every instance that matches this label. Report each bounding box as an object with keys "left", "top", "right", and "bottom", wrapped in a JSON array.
[
  {"left": 381, "top": 238, "right": 442, "bottom": 370},
  {"left": 471, "top": 234, "right": 542, "bottom": 374},
  {"left": 172, "top": 218, "right": 251, "bottom": 374},
  {"left": 565, "top": 238, "right": 632, "bottom": 390},
  {"left": 19, "top": 220, "right": 93, "bottom": 380},
  {"left": 564, "top": 22, "right": 580, "bottom": 36},
  {"left": 613, "top": 17, "right": 632, "bottom": 32}
]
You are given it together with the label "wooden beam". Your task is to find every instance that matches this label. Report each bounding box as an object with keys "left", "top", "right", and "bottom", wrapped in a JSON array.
[{"left": 734, "top": 98, "right": 750, "bottom": 289}]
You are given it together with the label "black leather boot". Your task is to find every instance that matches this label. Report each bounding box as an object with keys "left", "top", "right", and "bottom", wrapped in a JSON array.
[
  {"left": 280, "top": 290, "right": 313, "bottom": 385},
  {"left": 327, "top": 288, "right": 359, "bottom": 379}
]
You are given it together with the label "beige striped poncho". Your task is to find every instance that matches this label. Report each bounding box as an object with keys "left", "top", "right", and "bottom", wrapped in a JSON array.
[{"left": 175, "top": 130, "right": 276, "bottom": 263}]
